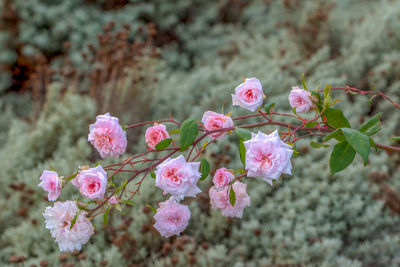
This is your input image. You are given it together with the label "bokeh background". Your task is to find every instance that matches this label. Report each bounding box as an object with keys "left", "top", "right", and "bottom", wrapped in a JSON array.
[{"left": 1, "top": 0, "right": 400, "bottom": 266}]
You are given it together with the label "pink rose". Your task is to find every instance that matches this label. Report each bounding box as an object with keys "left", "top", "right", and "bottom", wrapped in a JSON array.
[
  {"left": 232, "top": 77, "right": 264, "bottom": 112},
  {"left": 88, "top": 113, "right": 127, "bottom": 158},
  {"left": 243, "top": 130, "right": 293, "bottom": 185},
  {"left": 201, "top": 111, "right": 234, "bottom": 139},
  {"left": 73, "top": 165, "right": 107, "bottom": 199},
  {"left": 288, "top": 86, "right": 315, "bottom": 113},
  {"left": 153, "top": 197, "right": 191, "bottom": 238},
  {"left": 43, "top": 201, "right": 94, "bottom": 252},
  {"left": 108, "top": 196, "right": 119, "bottom": 204},
  {"left": 38, "top": 170, "right": 62, "bottom": 201},
  {"left": 209, "top": 181, "right": 250, "bottom": 218},
  {"left": 145, "top": 124, "right": 170, "bottom": 150},
  {"left": 155, "top": 155, "right": 201, "bottom": 201},
  {"left": 212, "top": 168, "right": 235, "bottom": 190}
]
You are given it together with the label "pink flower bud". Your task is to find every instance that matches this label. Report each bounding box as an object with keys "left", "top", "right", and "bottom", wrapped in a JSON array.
[
  {"left": 209, "top": 182, "right": 250, "bottom": 218},
  {"left": 153, "top": 197, "right": 191, "bottom": 238},
  {"left": 38, "top": 170, "right": 62, "bottom": 201},
  {"left": 108, "top": 196, "right": 119, "bottom": 204},
  {"left": 88, "top": 113, "right": 127, "bottom": 158},
  {"left": 243, "top": 130, "right": 293, "bottom": 185},
  {"left": 201, "top": 111, "right": 234, "bottom": 139},
  {"left": 212, "top": 168, "right": 234, "bottom": 190},
  {"left": 145, "top": 124, "right": 170, "bottom": 150},
  {"left": 232, "top": 77, "right": 264, "bottom": 112},
  {"left": 288, "top": 86, "right": 315, "bottom": 113}
]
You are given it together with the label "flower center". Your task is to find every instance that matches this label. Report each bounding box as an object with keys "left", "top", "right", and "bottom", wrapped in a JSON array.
[
  {"left": 86, "top": 180, "right": 100, "bottom": 194},
  {"left": 260, "top": 153, "right": 273, "bottom": 169},
  {"left": 243, "top": 89, "right": 255, "bottom": 102},
  {"left": 164, "top": 168, "right": 182, "bottom": 183}
]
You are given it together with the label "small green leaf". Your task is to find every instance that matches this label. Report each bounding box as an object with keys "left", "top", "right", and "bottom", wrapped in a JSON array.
[
  {"left": 370, "top": 138, "right": 378, "bottom": 152},
  {"left": 155, "top": 138, "right": 172, "bottom": 150},
  {"left": 323, "top": 84, "right": 332, "bottom": 110},
  {"left": 228, "top": 186, "right": 236, "bottom": 207},
  {"left": 200, "top": 158, "right": 210, "bottom": 180},
  {"left": 302, "top": 73, "right": 308, "bottom": 91},
  {"left": 292, "top": 107, "right": 299, "bottom": 116},
  {"left": 235, "top": 168, "right": 246, "bottom": 174},
  {"left": 358, "top": 113, "right": 382, "bottom": 136},
  {"left": 341, "top": 128, "right": 370, "bottom": 165},
  {"left": 179, "top": 119, "right": 199, "bottom": 151},
  {"left": 146, "top": 204, "right": 157, "bottom": 213},
  {"left": 239, "top": 139, "right": 246, "bottom": 167},
  {"left": 77, "top": 203, "right": 89, "bottom": 211},
  {"left": 103, "top": 207, "right": 110, "bottom": 225},
  {"left": 150, "top": 171, "right": 156, "bottom": 179},
  {"left": 323, "top": 129, "right": 345, "bottom": 143},
  {"left": 66, "top": 171, "right": 79, "bottom": 182},
  {"left": 323, "top": 108, "right": 351, "bottom": 129},
  {"left": 305, "top": 121, "right": 317, "bottom": 128},
  {"left": 391, "top": 136, "right": 400, "bottom": 141},
  {"left": 235, "top": 128, "right": 252, "bottom": 140},
  {"left": 169, "top": 128, "right": 180, "bottom": 135},
  {"left": 329, "top": 141, "right": 356, "bottom": 175},
  {"left": 95, "top": 161, "right": 101, "bottom": 167},
  {"left": 121, "top": 125, "right": 127, "bottom": 131},
  {"left": 122, "top": 200, "right": 136, "bottom": 206},
  {"left": 310, "top": 141, "right": 330, "bottom": 148},
  {"left": 70, "top": 210, "right": 81, "bottom": 229},
  {"left": 263, "top": 103, "right": 275, "bottom": 114}
]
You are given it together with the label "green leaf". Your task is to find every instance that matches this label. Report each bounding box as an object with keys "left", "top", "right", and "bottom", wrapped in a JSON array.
[
  {"left": 122, "top": 200, "right": 136, "bottom": 206},
  {"left": 155, "top": 138, "right": 172, "bottom": 150},
  {"left": 323, "top": 84, "right": 332, "bottom": 110},
  {"left": 169, "top": 128, "right": 180, "bottom": 135},
  {"left": 70, "top": 210, "right": 81, "bottom": 229},
  {"left": 292, "top": 107, "right": 299, "bottom": 116},
  {"left": 341, "top": 128, "right": 370, "bottom": 165},
  {"left": 103, "top": 207, "right": 110, "bottom": 225},
  {"left": 323, "top": 108, "right": 351, "bottom": 129},
  {"left": 200, "top": 158, "right": 210, "bottom": 180},
  {"left": 263, "top": 103, "right": 275, "bottom": 114},
  {"left": 228, "top": 186, "right": 236, "bottom": 206},
  {"left": 150, "top": 171, "right": 156, "bottom": 179},
  {"left": 239, "top": 139, "right": 246, "bottom": 167},
  {"left": 179, "top": 119, "right": 198, "bottom": 151},
  {"left": 146, "top": 204, "right": 157, "bottom": 213},
  {"left": 323, "top": 129, "right": 345, "bottom": 143},
  {"left": 358, "top": 113, "right": 382, "bottom": 136},
  {"left": 235, "top": 128, "right": 252, "bottom": 140},
  {"left": 370, "top": 138, "right": 378, "bottom": 152},
  {"left": 305, "top": 121, "right": 317, "bottom": 128},
  {"left": 235, "top": 168, "right": 246, "bottom": 174},
  {"left": 121, "top": 125, "right": 127, "bottom": 131},
  {"left": 66, "top": 171, "right": 79, "bottom": 182},
  {"left": 391, "top": 136, "right": 400, "bottom": 141},
  {"left": 302, "top": 73, "right": 308, "bottom": 91},
  {"left": 310, "top": 141, "right": 330, "bottom": 149},
  {"left": 329, "top": 141, "right": 356, "bottom": 175},
  {"left": 77, "top": 203, "right": 89, "bottom": 211}
]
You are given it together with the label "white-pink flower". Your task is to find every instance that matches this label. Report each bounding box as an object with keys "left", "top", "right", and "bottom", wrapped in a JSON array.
[
  {"left": 72, "top": 166, "right": 107, "bottom": 199},
  {"left": 38, "top": 170, "right": 62, "bottom": 201},
  {"left": 145, "top": 124, "right": 170, "bottom": 150},
  {"left": 108, "top": 196, "right": 119, "bottom": 204},
  {"left": 155, "top": 155, "right": 201, "bottom": 201},
  {"left": 43, "top": 201, "right": 94, "bottom": 252},
  {"left": 88, "top": 113, "right": 127, "bottom": 158},
  {"left": 288, "top": 86, "right": 315, "bottom": 113},
  {"left": 232, "top": 77, "right": 264, "bottom": 112},
  {"left": 201, "top": 111, "right": 234, "bottom": 139},
  {"left": 243, "top": 130, "right": 293, "bottom": 185},
  {"left": 212, "top": 168, "right": 235, "bottom": 190},
  {"left": 153, "top": 197, "right": 191, "bottom": 238},
  {"left": 209, "top": 181, "right": 250, "bottom": 218}
]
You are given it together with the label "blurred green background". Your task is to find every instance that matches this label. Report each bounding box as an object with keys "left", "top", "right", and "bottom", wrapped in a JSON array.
[{"left": 0, "top": 0, "right": 400, "bottom": 266}]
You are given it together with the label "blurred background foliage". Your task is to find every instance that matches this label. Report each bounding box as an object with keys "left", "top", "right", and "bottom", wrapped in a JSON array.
[{"left": 0, "top": 0, "right": 400, "bottom": 266}]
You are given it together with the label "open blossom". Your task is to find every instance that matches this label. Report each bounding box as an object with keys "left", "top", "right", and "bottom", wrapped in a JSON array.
[
  {"left": 72, "top": 166, "right": 107, "bottom": 199},
  {"left": 244, "top": 130, "right": 293, "bottom": 185},
  {"left": 288, "top": 86, "right": 315, "bottom": 113},
  {"left": 38, "top": 170, "right": 62, "bottom": 201},
  {"left": 145, "top": 124, "right": 170, "bottom": 149},
  {"left": 232, "top": 77, "right": 264, "bottom": 112},
  {"left": 201, "top": 111, "right": 234, "bottom": 139},
  {"left": 43, "top": 201, "right": 94, "bottom": 252},
  {"left": 155, "top": 155, "right": 201, "bottom": 201},
  {"left": 209, "top": 182, "right": 250, "bottom": 218},
  {"left": 153, "top": 197, "right": 191, "bottom": 238},
  {"left": 88, "top": 113, "right": 127, "bottom": 158},
  {"left": 212, "top": 168, "right": 235, "bottom": 190}
]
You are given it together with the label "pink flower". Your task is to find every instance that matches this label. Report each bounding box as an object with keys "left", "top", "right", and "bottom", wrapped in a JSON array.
[
  {"left": 201, "top": 111, "right": 234, "bottom": 139},
  {"left": 43, "top": 201, "right": 94, "bottom": 252},
  {"left": 232, "top": 77, "right": 264, "bottom": 112},
  {"left": 145, "top": 124, "right": 170, "bottom": 150},
  {"left": 288, "top": 86, "right": 315, "bottom": 113},
  {"left": 153, "top": 197, "right": 191, "bottom": 238},
  {"left": 108, "top": 196, "right": 119, "bottom": 204},
  {"left": 38, "top": 170, "right": 62, "bottom": 201},
  {"left": 243, "top": 130, "right": 293, "bottom": 185},
  {"left": 212, "top": 168, "right": 235, "bottom": 190},
  {"left": 209, "top": 182, "right": 250, "bottom": 218},
  {"left": 155, "top": 155, "right": 201, "bottom": 201},
  {"left": 72, "top": 166, "right": 107, "bottom": 199},
  {"left": 88, "top": 113, "right": 127, "bottom": 158}
]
